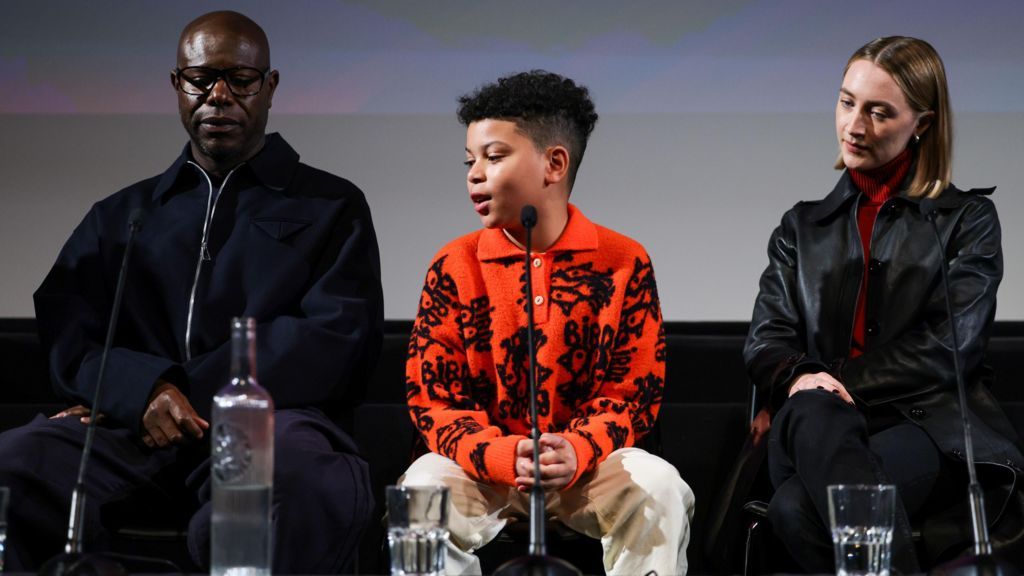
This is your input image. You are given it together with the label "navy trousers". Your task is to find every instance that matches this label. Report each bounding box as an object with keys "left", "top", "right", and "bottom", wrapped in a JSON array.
[
  {"left": 0, "top": 408, "right": 372, "bottom": 573},
  {"left": 767, "top": 390, "right": 950, "bottom": 574}
]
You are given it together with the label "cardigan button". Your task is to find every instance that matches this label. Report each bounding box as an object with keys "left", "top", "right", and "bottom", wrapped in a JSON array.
[
  {"left": 534, "top": 295, "right": 545, "bottom": 306},
  {"left": 532, "top": 258, "right": 542, "bottom": 268}
]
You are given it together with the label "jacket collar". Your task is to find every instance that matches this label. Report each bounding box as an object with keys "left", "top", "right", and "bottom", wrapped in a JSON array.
[
  {"left": 809, "top": 169, "right": 995, "bottom": 222},
  {"left": 151, "top": 133, "right": 299, "bottom": 201},
  {"left": 478, "top": 203, "right": 599, "bottom": 261}
]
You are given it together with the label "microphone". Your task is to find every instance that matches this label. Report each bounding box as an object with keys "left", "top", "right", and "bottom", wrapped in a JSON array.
[
  {"left": 920, "top": 199, "right": 1015, "bottom": 576},
  {"left": 520, "top": 205, "right": 544, "bottom": 557},
  {"left": 521, "top": 205, "right": 538, "bottom": 229},
  {"left": 39, "top": 209, "right": 148, "bottom": 576},
  {"left": 493, "top": 206, "right": 580, "bottom": 576}
]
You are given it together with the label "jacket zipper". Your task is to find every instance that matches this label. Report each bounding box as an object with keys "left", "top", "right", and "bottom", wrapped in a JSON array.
[{"left": 184, "top": 162, "right": 238, "bottom": 361}]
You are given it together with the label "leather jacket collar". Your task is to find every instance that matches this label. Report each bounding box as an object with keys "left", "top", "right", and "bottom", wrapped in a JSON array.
[{"left": 809, "top": 170, "right": 995, "bottom": 223}]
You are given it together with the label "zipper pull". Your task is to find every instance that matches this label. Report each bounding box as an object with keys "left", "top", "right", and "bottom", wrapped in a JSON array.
[{"left": 201, "top": 242, "right": 211, "bottom": 262}]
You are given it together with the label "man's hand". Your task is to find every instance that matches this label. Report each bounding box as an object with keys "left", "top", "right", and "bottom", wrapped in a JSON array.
[
  {"left": 789, "top": 372, "right": 855, "bottom": 406},
  {"left": 51, "top": 405, "right": 100, "bottom": 424},
  {"left": 514, "top": 433, "right": 578, "bottom": 492},
  {"left": 141, "top": 380, "right": 209, "bottom": 448}
]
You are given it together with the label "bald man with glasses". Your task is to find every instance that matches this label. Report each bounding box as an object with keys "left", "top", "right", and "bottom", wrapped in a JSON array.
[{"left": 0, "top": 11, "right": 382, "bottom": 573}]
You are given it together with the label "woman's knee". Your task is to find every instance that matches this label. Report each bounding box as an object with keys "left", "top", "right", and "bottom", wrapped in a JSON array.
[
  {"left": 773, "top": 390, "right": 867, "bottom": 451},
  {"left": 767, "top": 477, "right": 819, "bottom": 535},
  {"left": 783, "top": 389, "right": 859, "bottom": 423}
]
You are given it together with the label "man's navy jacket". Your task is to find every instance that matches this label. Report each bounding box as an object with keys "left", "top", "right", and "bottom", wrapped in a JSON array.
[{"left": 34, "top": 134, "right": 384, "bottom": 438}]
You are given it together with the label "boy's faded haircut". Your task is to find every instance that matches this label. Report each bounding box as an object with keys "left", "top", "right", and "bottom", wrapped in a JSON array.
[{"left": 457, "top": 70, "right": 598, "bottom": 189}]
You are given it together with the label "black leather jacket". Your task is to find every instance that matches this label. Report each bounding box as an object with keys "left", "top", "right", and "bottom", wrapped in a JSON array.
[{"left": 744, "top": 171, "right": 1022, "bottom": 473}]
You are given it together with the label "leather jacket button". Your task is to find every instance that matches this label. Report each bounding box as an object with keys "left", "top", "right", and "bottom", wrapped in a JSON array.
[
  {"left": 866, "top": 320, "right": 879, "bottom": 335},
  {"left": 868, "top": 259, "right": 884, "bottom": 274},
  {"left": 909, "top": 408, "right": 926, "bottom": 419}
]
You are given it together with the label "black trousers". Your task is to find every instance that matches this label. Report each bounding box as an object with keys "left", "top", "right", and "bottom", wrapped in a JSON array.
[
  {"left": 0, "top": 408, "right": 373, "bottom": 573},
  {"left": 767, "top": 390, "right": 948, "bottom": 574}
]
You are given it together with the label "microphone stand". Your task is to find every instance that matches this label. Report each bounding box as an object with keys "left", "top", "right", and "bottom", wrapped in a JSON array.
[
  {"left": 493, "top": 206, "right": 580, "bottom": 576},
  {"left": 921, "top": 200, "right": 1017, "bottom": 576},
  {"left": 39, "top": 211, "right": 146, "bottom": 576}
]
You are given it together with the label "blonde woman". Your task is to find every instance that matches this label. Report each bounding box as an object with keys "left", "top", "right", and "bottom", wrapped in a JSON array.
[{"left": 745, "top": 36, "right": 1023, "bottom": 572}]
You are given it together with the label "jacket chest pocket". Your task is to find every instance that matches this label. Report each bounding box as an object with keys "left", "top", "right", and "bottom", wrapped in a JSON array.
[
  {"left": 244, "top": 217, "right": 314, "bottom": 304},
  {"left": 252, "top": 217, "right": 312, "bottom": 242}
]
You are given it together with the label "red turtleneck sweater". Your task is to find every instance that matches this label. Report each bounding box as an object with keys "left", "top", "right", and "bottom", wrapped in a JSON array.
[{"left": 848, "top": 148, "right": 911, "bottom": 357}]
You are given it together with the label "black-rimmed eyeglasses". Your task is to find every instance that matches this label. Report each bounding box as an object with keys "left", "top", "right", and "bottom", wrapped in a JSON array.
[{"left": 174, "top": 66, "right": 270, "bottom": 97}]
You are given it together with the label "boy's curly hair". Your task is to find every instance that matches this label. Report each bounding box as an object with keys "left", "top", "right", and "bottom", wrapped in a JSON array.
[{"left": 457, "top": 70, "right": 598, "bottom": 189}]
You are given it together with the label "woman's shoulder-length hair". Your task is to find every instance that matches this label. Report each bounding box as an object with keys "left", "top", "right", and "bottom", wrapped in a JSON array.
[{"left": 835, "top": 36, "right": 952, "bottom": 198}]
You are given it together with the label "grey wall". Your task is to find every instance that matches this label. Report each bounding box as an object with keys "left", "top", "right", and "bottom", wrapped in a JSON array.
[
  {"left": 2, "top": 0, "right": 1023, "bottom": 320},
  {"left": 4, "top": 111, "right": 1023, "bottom": 320}
]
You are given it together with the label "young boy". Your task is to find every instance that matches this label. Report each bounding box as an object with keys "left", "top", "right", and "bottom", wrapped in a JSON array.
[{"left": 403, "top": 70, "right": 693, "bottom": 575}]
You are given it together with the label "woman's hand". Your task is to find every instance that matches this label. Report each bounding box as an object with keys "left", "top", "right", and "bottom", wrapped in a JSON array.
[{"left": 789, "top": 372, "right": 855, "bottom": 406}]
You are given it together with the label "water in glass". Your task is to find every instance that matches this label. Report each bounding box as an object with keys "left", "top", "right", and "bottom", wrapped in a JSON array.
[{"left": 832, "top": 524, "right": 893, "bottom": 576}]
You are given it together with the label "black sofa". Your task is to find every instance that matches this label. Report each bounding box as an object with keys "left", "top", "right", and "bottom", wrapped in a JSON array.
[{"left": 1, "top": 318, "right": 1022, "bottom": 574}]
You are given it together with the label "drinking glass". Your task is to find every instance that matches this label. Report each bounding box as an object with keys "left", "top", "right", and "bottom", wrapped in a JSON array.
[
  {"left": 386, "top": 485, "right": 449, "bottom": 576},
  {"left": 828, "top": 484, "right": 896, "bottom": 576}
]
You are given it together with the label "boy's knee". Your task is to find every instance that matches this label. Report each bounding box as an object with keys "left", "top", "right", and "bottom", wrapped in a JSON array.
[
  {"left": 620, "top": 451, "right": 693, "bottom": 518},
  {"left": 401, "top": 453, "right": 448, "bottom": 484}
]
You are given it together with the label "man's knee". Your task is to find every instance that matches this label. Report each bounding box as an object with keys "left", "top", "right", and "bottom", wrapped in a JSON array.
[
  {"left": 187, "top": 503, "right": 212, "bottom": 569},
  {"left": 273, "top": 428, "right": 372, "bottom": 531},
  {"left": 0, "top": 416, "right": 81, "bottom": 479},
  {"left": 277, "top": 444, "right": 369, "bottom": 498}
]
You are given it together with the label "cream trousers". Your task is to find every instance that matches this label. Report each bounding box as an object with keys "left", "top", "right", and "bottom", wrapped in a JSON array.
[{"left": 400, "top": 448, "right": 694, "bottom": 576}]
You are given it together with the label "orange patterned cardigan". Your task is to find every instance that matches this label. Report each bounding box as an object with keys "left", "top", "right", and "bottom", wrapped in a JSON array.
[{"left": 406, "top": 204, "right": 665, "bottom": 489}]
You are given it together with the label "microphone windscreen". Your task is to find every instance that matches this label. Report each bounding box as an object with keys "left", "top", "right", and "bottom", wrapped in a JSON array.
[
  {"left": 128, "top": 208, "right": 147, "bottom": 230},
  {"left": 520, "top": 205, "right": 538, "bottom": 229}
]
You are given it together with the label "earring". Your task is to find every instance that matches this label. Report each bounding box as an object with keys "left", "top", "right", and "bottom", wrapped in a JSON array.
[{"left": 914, "top": 133, "right": 921, "bottom": 143}]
